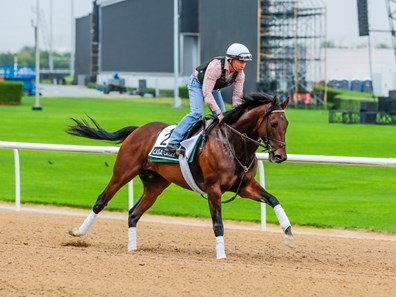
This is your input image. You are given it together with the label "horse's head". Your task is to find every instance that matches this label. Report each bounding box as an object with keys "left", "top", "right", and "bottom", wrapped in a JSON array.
[
  {"left": 259, "top": 96, "right": 289, "bottom": 164},
  {"left": 223, "top": 93, "right": 289, "bottom": 164}
]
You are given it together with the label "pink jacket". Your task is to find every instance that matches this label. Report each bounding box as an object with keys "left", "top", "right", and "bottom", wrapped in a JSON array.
[{"left": 194, "top": 58, "right": 245, "bottom": 115}]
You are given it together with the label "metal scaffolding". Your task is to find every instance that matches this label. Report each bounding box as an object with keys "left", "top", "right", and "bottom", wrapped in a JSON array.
[
  {"left": 385, "top": 0, "right": 396, "bottom": 63},
  {"left": 258, "top": 0, "right": 326, "bottom": 105},
  {"left": 90, "top": 1, "right": 99, "bottom": 83}
]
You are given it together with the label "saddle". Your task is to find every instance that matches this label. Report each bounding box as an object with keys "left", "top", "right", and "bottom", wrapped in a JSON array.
[
  {"left": 177, "top": 115, "right": 218, "bottom": 194},
  {"left": 148, "top": 114, "right": 219, "bottom": 163},
  {"left": 184, "top": 114, "right": 218, "bottom": 153}
]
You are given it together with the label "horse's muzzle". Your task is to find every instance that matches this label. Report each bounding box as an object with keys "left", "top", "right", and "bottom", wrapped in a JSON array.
[{"left": 269, "top": 149, "right": 287, "bottom": 164}]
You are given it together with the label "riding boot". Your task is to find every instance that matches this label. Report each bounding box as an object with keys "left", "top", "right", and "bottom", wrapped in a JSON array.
[{"left": 164, "top": 142, "right": 180, "bottom": 154}]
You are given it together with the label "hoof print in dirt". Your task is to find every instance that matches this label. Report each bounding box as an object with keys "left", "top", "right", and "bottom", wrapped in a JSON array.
[{"left": 61, "top": 241, "right": 91, "bottom": 248}]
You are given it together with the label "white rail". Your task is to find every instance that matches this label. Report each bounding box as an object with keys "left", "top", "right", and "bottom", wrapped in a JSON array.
[
  {"left": 1, "top": 141, "right": 396, "bottom": 230},
  {"left": 257, "top": 153, "right": 396, "bottom": 167}
]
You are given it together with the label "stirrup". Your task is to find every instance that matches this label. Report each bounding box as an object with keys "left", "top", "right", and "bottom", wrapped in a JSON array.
[
  {"left": 164, "top": 143, "right": 179, "bottom": 154},
  {"left": 175, "top": 146, "right": 186, "bottom": 156}
]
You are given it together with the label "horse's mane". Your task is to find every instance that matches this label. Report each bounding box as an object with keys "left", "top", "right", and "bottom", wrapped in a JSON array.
[{"left": 223, "top": 92, "right": 274, "bottom": 124}]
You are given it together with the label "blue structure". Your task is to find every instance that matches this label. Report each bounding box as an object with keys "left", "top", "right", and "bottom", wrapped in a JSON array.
[
  {"left": 350, "top": 78, "right": 361, "bottom": 92},
  {"left": 327, "top": 79, "right": 339, "bottom": 89},
  {"left": 361, "top": 79, "right": 373, "bottom": 93},
  {"left": 338, "top": 79, "right": 350, "bottom": 90},
  {"left": 0, "top": 65, "right": 36, "bottom": 95},
  {"left": 327, "top": 78, "right": 373, "bottom": 94}
]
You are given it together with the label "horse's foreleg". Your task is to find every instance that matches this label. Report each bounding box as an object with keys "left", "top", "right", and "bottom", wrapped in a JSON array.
[
  {"left": 263, "top": 196, "right": 294, "bottom": 247},
  {"left": 207, "top": 191, "right": 226, "bottom": 259},
  {"left": 272, "top": 202, "right": 294, "bottom": 247},
  {"left": 239, "top": 181, "right": 294, "bottom": 247}
]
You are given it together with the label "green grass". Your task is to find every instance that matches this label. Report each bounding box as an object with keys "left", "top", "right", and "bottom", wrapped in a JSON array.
[{"left": 0, "top": 96, "right": 395, "bottom": 232}]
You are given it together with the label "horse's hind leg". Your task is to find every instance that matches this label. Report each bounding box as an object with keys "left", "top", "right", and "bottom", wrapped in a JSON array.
[
  {"left": 69, "top": 176, "right": 129, "bottom": 236},
  {"left": 68, "top": 190, "right": 114, "bottom": 236},
  {"left": 69, "top": 159, "right": 141, "bottom": 237},
  {"left": 128, "top": 171, "right": 170, "bottom": 251}
]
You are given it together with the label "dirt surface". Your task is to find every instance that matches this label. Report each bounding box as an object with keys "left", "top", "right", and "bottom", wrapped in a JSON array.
[{"left": 1, "top": 204, "right": 395, "bottom": 297}]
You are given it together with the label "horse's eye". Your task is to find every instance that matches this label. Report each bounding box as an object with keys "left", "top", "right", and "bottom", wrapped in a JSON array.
[{"left": 270, "top": 121, "right": 278, "bottom": 128}]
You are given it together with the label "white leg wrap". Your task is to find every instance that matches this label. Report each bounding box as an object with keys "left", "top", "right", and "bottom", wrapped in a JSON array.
[
  {"left": 274, "top": 205, "right": 291, "bottom": 231},
  {"left": 78, "top": 211, "right": 97, "bottom": 235},
  {"left": 215, "top": 236, "right": 226, "bottom": 260},
  {"left": 128, "top": 227, "right": 137, "bottom": 251}
]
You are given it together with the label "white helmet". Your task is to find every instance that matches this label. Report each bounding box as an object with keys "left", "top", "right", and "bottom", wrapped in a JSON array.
[{"left": 226, "top": 43, "right": 252, "bottom": 61}]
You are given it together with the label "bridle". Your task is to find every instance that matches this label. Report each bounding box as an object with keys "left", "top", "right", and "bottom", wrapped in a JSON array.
[
  {"left": 262, "top": 109, "right": 287, "bottom": 153},
  {"left": 223, "top": 107, "right": 286, "bottom": 158},
  {"left": 217, "top": 107, "right": 286, "bottom": 203}
]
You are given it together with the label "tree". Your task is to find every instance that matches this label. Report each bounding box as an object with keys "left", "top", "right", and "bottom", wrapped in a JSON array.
[
  {"left": 322, "top": 40, "right": 336, "bottom": 48},
  {"left": 376, "top": 43, "right": 390, "bottom": 49},
  {"left": 0, "top": 47, "right": 71, "bottom": 69},
  {"left": 53, "top": 52, "right": 70, "bottom": 69},
  {"left": 0, "top": 52, "right": 15, "bottom": 65},
  {"left": 16, "top": 46, "right": 35, "bottom": 66}
]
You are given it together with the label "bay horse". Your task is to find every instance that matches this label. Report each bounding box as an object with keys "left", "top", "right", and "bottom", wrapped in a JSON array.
[{"left": 67, "top": 93, "right": 293, "bottom": 259}]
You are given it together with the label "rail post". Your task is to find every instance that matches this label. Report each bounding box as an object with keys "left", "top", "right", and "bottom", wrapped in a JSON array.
[
  {"left": 13, "top": 149, "right": 21, "bottom": 211},
  {"left": 258, "top": 160, "right": 266, "bottom": 231}
]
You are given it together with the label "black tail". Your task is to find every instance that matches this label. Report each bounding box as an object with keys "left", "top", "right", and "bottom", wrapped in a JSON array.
[{"left": 66, "top": 116, "right": 138, "bottom": 143}]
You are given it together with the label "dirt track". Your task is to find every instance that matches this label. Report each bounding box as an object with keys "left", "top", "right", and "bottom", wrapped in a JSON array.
[{"left": 0, "top": 205, "right": 395, "bottom": 297}]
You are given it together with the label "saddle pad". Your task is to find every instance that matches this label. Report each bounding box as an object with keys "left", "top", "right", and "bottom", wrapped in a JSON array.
[{"left": 148, "top": 125, "right": 202, "bottom": 163}]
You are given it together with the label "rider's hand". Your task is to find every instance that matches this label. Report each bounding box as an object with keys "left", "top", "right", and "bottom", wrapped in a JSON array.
[{"left": 217, "top": 113, "right": 224, "bottom": 122}]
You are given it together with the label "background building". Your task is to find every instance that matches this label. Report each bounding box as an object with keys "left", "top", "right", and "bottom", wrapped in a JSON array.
[
  {"left": 74, "top": 0, "right": 326, "bottom": 103},
  {"left": 75, "top": 0, "right": 199, "bottom": 92}
]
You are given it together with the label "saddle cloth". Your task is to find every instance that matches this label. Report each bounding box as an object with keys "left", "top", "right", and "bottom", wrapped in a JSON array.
[
  {"left": 148, "top": 125, "right": 206, "bottom": 194},
  {"left": 148, "top": 125, "right": 202, "bottom": 163}
]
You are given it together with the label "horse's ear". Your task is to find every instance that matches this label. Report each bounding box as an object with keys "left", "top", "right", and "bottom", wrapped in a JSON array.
[
  {"left": 272, "top": 96, "right": 278, "bottom": 107},
  {"left": 281, "top": 96, "right": 290, "bottom": 110}
]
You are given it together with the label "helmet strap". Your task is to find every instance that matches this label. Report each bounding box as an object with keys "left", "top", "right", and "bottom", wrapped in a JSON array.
[{"left": 229, "top": 59, "right": 237, "bottom": 73}]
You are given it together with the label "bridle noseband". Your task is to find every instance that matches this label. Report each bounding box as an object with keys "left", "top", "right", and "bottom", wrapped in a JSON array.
[
  {"left": 262, "top": 109, "right": 287, "bottom": 154},
  {"left": 224, "top": 107, "right": 286, "bottom": 156}
]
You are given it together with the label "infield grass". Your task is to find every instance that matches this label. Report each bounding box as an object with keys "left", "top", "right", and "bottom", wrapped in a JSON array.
[{"left": 0, "top": 96, "right": 395, "bottom": 232}]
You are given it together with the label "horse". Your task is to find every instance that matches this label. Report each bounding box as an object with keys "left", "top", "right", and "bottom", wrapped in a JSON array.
[{"left": 67, "top": 92, "right": 293, "bottom": 259}]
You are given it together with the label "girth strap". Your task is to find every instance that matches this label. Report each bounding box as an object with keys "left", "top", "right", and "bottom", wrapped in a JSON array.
[{"left": 178, "top": 154, "right": 206, "bottom": 195}]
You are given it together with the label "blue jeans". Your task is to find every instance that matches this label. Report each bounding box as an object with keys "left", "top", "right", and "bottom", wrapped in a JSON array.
[{"left": 168, "top": 75, "right": 226, "bottom": 146}]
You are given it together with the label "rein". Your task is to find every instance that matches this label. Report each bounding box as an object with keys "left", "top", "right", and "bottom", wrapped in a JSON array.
[
  {"left": 199, "top": 122, "right": 257, "bottom": 204},
  {"left": 215, "top": 108, "right": 285, "bottom": 203},
  {"left": 217, "top": 125, "right": 256, "bottom": 203},
  {"left": 224, "top": 109, "right": 286, "bottom": 154},
  {"left": 200, "top": 105, "right": 286, "bottom": 204},
  {"left": 223, "top": 123, "right": 266, "bottom": 151}
]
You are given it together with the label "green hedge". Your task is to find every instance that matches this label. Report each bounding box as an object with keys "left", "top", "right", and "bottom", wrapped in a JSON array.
[
  {"left": 0, "top": 81, "right": 23, "bottom": 105},
  {"left": 157, "top": 86, "right": 189, "bottom": 99},
  {"left": 87, "top": 83, "right": 189, "bottom": 99},
  {"left": 179, "top": 86, "right": 188, "bottom": 99},
  {"left": 315, "top": 86, "right": 377, "bottom": 111}
]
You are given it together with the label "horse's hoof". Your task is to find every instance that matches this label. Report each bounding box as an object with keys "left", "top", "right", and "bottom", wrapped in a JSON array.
[
  {"left": 128, "top": 243, "right": 137, "bottom": 251},
  {"left": 284, "top": 234, "right": 294, "bottom": 248},
  {"left": 69, "top": 227, "right": 82, "bottom": 237}
]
